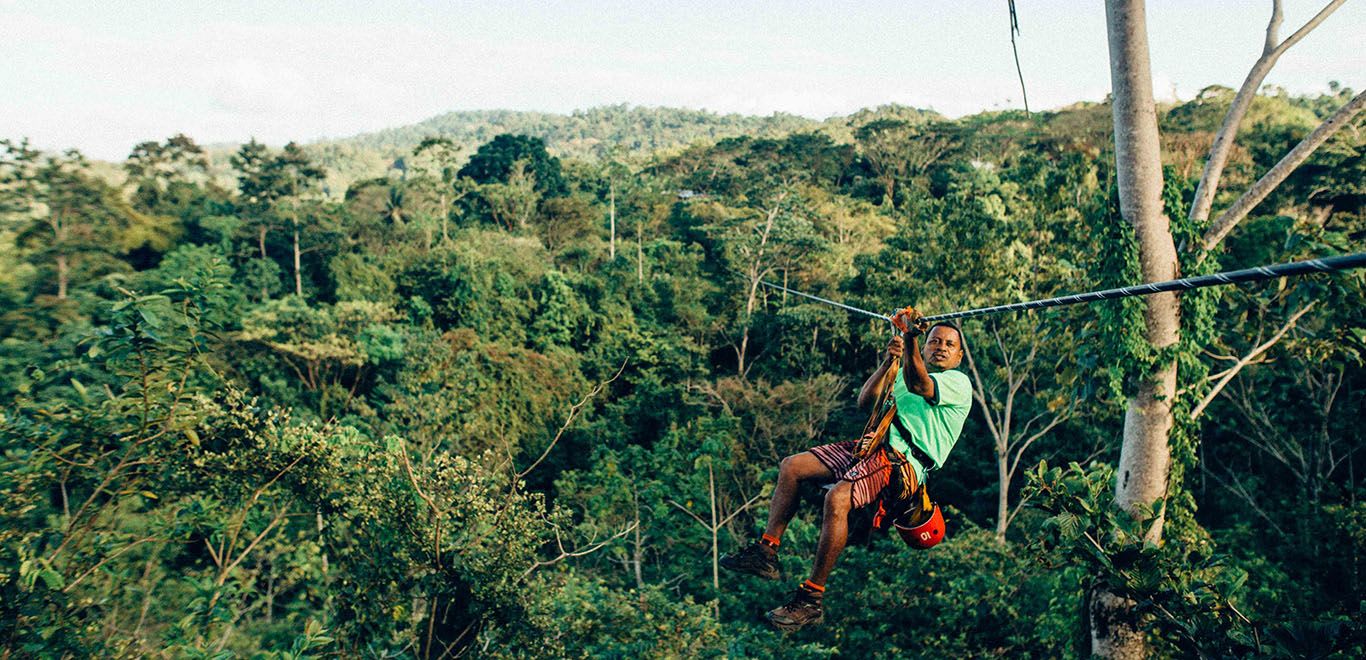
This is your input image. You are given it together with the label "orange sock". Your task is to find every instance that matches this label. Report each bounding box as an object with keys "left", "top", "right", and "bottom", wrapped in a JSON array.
[
  {"left": 761, "top": 533, "right": 781, "bottom": 548},
  {"left": 801, "top": 580, "right": 825, "bottom": 593}
]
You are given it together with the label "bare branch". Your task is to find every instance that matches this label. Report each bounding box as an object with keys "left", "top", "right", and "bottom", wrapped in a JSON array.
[
  {"left": 1203, "top": 464, "right": 1286, "bottom": 535},
  {"left": 1188, "top": 0, "right": 1346, "bottom": 227},
  {"left": 1190, "top": 300, "right": 1316, "bottom": 421},
  {"left": 221, "top": 507, "right": 288, "bottom": 577},
  {"left": 667, "top": 499, "right": 711, "bottom": 528},
  {"left": 63, "top": 536, "right": 160, "bottom": 593},
  {"left": 1008, "top": 410, "right": 1071, "bottom": 482},
  {"left": 518, "top": 359, "right": 628, "bottom": 479},
  {"left": 718, "top": 492, "right": 766, "bottom": 527},
  {"left": 521, "top": 521, "right": 638, "bottom": 579},
  {"left": 962, "top": 328, "right": 1005, "bottom": 445},
  {"left": 1006, "top": 488, "right": 1037, "bottom": 528},
  {"left": 1013, "top": 410, "right": 1049, "bottom": 448},
  {"left": 1201, "top": 89, "right": 1366, "bottom": 254},
  {"left": 1273, "top": 0, "right": 1346, "bottom": 58}
]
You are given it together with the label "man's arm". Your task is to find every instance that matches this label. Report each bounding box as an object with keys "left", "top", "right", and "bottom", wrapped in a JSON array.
[
  {"left": 894, "top": 309, "right": 936, "bottom": 401},
  {"left": 858, "top": 336, "right": 902, "bottom": 409},
  {"left": 901, "top": 331, "right": 937, "bottom": 401}
]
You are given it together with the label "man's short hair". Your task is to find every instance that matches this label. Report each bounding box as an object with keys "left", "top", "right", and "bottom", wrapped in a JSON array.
[{"left": 926, "top": 322, "right": 966, "bottom": 353}]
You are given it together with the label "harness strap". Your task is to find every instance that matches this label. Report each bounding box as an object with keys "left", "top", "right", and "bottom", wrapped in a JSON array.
[
  {"left": 890, "top": 413, "right": 937, "bottom": 472},
  {"left": 853, "top": 357, "right": 900, "bottom": 460}
]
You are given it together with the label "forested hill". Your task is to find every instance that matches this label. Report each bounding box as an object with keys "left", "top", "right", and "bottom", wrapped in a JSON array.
[
  {"left": 335, "top": 105, "right": 830, "bottom": 157},
  {"left": 275, "top": 104, "right": 944, "bottom": 195}
]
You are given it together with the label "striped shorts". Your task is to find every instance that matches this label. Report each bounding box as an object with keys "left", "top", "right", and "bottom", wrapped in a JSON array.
[{"left": 808, "top": 440, "right": 892, "bottom": 510}]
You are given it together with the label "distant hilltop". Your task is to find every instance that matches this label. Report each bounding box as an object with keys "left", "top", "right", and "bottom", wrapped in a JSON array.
[
  {"left": 306, "top": 104, "right": 944, "bottom": 163},
  {"left": 206, "top": 104, "right": 941, "bottom": 196},
  {"left": 181, "top": 87, "right": 1341, "bottom": 198}
]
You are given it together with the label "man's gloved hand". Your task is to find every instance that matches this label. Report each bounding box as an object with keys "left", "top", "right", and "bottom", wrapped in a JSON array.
[{"left": 893, "top": 307, "right": 929, "bottom": 337}]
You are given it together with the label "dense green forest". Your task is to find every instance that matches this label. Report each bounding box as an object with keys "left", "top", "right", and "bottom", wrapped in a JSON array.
[
  {"left": 194, "top": 104, "right": 939, "bottom": 206},
  {"left": 2, "top": 86, "right": 1363, "bottom": 657}
]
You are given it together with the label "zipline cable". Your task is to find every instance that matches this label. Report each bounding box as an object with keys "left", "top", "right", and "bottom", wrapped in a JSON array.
[
  {"left": 760, "top": 252, "right": 1366, "bottom": 326},
  {"left": 757, "top": 280, "right": 893, "bottom": 322}
]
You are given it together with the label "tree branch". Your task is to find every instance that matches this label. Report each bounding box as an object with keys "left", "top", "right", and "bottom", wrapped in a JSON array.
[
  {"left": 63, "top": 535, "right": 160, "bottom": 593},
  {"left": 667, "top": 499, "right": 710, "bottom": 528},
  {"left": 1008, "top": 409, "right": 1071, "bottom": 482},
  {"left": 518, "top": 359, "right": 628, "bottom": 479},
  {"left": 521, "top": 521, "right": 638, "bottom": 579},
  {"left": 718, "top": 492, "right": 765, "bottom": 528},
  {"left": 1200, "top": 89, "right": 1366, "bottom": 255},
  {"left": 1190, "top": 300, "right": 1316, "bottom": 420},
  {"left": 1188, "top": 0, "right": 1346, "bottom": 227},
  {"left": 962, "top": 328, "right": 1006, "bottom": 445}
]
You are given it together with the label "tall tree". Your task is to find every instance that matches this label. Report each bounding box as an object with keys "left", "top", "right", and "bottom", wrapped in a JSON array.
[
  {"left": 1096, "top": 1, "right": 1357, "bottom": 656},
  {"left": 124, "top": 134, "right": 209, "bottom": 212},
  {"left": 231, "top": 139, "right": 281, "bottom": 264},
  {"left": 458, "top": 134, "right": 567, "bottom": 196},
  {"left": 410, "top": 137, "right": 472, "bottom": 245},
  {"left": 2, "top": 144, "right": 140, "bottom": 299},
  {"left": 271, "top": 143, "right": 326, "bottom": 297},
  {"left": 601, "top": 153, "right": 631, "bottom": 260}
]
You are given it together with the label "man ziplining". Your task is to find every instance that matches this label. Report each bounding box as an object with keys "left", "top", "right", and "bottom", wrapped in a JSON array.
[
  {"left": 709, "top": 251, "right": 1364, "bottom": 631},
  {"left": 720, "top": 308, "right": 973, "bottom": 631}
]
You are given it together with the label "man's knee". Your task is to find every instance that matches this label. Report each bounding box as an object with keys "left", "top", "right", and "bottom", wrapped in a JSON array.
[
  {"left": 779, "top": 452, "right": 811, "bottom": 479},
  {"left": 824, "top": 481, "right": 853, "bottom": 514},
  {"left": 779, "top": 452, "right": 834, "bottom": 483}
]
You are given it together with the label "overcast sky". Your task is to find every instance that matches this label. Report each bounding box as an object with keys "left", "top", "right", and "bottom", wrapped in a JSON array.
[{"left": 3, "top": 0, "right": 1361, "bottom": 160}]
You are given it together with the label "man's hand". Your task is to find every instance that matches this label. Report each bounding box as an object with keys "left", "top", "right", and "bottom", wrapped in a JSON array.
[
  {"left": 885, "top": 335, "right": 904, "bottom": 361},
  {"left": 893, "top": 307, "right": 928, "bottom": 337}
]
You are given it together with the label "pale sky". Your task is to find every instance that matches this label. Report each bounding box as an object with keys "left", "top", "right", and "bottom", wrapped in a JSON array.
[{"left": 3, "top": 0, "right": 1362, "bottom": 160}]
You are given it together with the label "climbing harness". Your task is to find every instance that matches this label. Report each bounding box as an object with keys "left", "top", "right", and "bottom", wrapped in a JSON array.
[{"left": 852, "top": 307, "right": 920, "bottom": 461}]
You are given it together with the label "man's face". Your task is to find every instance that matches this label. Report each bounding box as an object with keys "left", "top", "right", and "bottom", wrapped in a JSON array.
[{"left": 922, "top": 325, "right": 964, "bottom": 371}]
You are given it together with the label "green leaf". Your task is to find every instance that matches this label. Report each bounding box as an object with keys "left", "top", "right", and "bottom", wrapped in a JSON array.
[{"left": 39, "top": 569, "right": 65, "bottom": 590}]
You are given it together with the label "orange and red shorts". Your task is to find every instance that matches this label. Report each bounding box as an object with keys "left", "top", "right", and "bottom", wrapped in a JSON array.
[{"left": 808, "top": 440, "right": 892, "bottom": 510}]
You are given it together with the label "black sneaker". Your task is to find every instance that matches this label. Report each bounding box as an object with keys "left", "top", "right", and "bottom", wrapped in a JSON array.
[
  {"left": 766, "top": 587, "right": 824, "bottom": 632},
  {"left": 719, "top": 542, "right": 781, "bottom": 580}
]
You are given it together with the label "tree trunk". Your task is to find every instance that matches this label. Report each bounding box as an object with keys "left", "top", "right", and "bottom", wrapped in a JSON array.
[
  {"left": 258, "top": 226, "right": 267, "bottom": 259},
  {"left": 1097, "top": 1, "right": 1179, "bottom": 657},
  {"left": 708, "top": 464, "right": 719, "bottom": 598},
  {"left": 636, "top": 218, "right": 643, "bottom": 283},
  {"left": 736, "top": 203, "right": 781, "bottom": 377},
  {"left": 55, "top": 253, "right": 68, "bottom": 299},
  {"left": 632, "top": 494, "right": 644, "bottom": 591},
  {"left": 609, "top": 180, "right": 616, "bottom": 259},
  {"left": 996, "top": 452, "right": 1010, "bottom": 543},
  {"left": 440, "top": 192, "right": 449, "bottom": 244},
  {"left": 292, "top": 223, "right": 302, "bottom": 297}
]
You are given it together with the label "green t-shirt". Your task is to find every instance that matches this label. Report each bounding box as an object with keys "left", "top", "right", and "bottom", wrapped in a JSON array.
[{"left": 887, "top": 368, "right": 972, "bottom": 483}]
